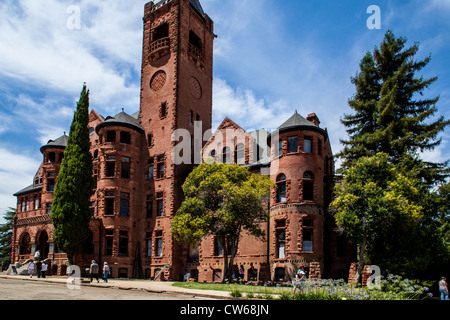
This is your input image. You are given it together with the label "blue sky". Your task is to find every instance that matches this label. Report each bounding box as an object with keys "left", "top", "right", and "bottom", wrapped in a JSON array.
[{"left": 1, "top": 0, "right": 449, "bottom": 220}]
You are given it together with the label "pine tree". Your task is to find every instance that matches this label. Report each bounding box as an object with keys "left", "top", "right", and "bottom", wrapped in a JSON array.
[
  {"left": 51, "top": 84, "right": 95, "bottom": 265},
  {"left": 0, "top": 208, "right": 16, "bottom": 268},
  {"left": 339, "top": 30, "right": 449, "bottom": 185}
]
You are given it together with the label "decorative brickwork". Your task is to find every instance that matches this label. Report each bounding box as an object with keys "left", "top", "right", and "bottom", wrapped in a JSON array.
[{"left": 11, "top": 0, "right": 352, "bottom": 282}]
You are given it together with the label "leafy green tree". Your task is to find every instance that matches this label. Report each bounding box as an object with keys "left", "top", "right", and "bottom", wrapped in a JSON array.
[
  {"left": 0, "top": 208, "right": 16, "bottom": 268},
  {"left": 339, "top": 30, "right": 449, "bottom": 185},
  {"left": 331, "top": 153, "right": 423, "bottom": 283},
  {"left": 171, "top": 163, "right": 275, "bottom": 282},
  {"left": 51, "top": 84, "right": 95, "bottom": 265}
]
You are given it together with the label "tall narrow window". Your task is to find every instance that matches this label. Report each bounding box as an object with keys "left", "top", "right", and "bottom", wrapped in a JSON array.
[
  {"left": 278, "top": 140, "right": 283, "bottom": 156},
  {"left": 47, "top": 179, "right": 55, "bottom": 192},
  {"left": 157, "top": 156, "right": 164, "bottom": 179},
  {"left": 214, "top": 238, "right": 223, "bottom": 256},
  {"left": 235, "top": 143, "right": 245, "bottom": 164},
  {"left": 302, "top": 219, "right": 314, "bottom": 252},
  {"left": 156, "top": 192, "right": 164, "bottom": 217},
  {"left": 146, "top": 233, "right": 152, "bottom": 257},
  {"left": 90, "top": 201, "right": 95, "bottom": 217},
  {"left": 106, "top": 156, "right": 116, "bottom": 177},
  {"left": 120, "top": 193, "right": 129, "bottom": 216},
  {"left": 105, "top": 230, "right": 114, "bottom": 256},
  {"left": 160, "top": 102, "right": 167, "bottom": 118},
  {"left": 275, "top": 220, "right": 286, "bottom": 259},
  {"left": 222, "top": 147, "right": 230, "bottom": 164},
  {"left": 105, "top": 191, "right": 115, "bottom": 215},
  {"left": 119, "top": 231, "right": 129, "bottom": 256},
  {"left": 121, "top": 157, "right": 130, "bottom": 179},
  {"left": 276, "top": 174, "right": 287, "bottom": 203},
  {"left": 46, "top": 203, "right": 52, "bottom": 215},
  {"left": 303, "top": 172, "right": 314, "bottom": 201},
  {"left": 148, "top": 165, "right": 154, "bottom": 181},
  {"left": 155, "top": 231, "right": 163, "bottom": 256},
  {"left": 288, "top": 136, "right": 298, "bottom": 153},
  {"left": 304, "top": 137, "right": 312, "bottom": 153}
]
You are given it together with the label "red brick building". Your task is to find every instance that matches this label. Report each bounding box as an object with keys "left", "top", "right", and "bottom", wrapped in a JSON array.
[{"left": 11, "top": 0, "right": 353, "bottom": 282}]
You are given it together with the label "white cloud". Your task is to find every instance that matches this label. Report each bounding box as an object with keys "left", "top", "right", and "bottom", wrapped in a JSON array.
[
  {"left": 0, "top": 0, "right": 143, "bottom": 112},
  {"left": 212, "top": 78, "right": 292, "bottom": 132},
  {"left": 0, "top": 146, "right": 41, "bottom": 216}
]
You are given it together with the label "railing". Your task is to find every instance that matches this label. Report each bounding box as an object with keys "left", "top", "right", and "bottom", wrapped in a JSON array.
[
  {"left": 188, "top": 43, "right": 205, "bottom": 62},
  {"left": 150, "top": 37, "right": 170, "bottom": 54}
]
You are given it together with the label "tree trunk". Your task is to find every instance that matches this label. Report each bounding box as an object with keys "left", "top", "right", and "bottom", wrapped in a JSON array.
[{"left": 354, "top": 235, "right": 367, "bottom": 285}]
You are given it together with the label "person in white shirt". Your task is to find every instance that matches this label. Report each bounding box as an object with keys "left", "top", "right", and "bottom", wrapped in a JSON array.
[
  {"left": 28, "top": 262, "right": 35, "bottom": 278},
  {"left": 41, "top": 262, "right": 48, "bottom": 278}
]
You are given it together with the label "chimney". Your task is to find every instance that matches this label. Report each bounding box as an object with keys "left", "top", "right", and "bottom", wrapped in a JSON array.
[{"left": 307, "top": 113, "right": 320, "bottom": 126}]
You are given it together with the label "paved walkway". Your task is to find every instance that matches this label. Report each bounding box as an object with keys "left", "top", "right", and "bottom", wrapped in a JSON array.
[{"left": 0, "top": 274, "right": 235, "bottom": 300}]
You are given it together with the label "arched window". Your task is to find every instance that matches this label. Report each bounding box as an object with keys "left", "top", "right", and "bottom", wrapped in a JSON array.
[
  {"left": 222, "top": 147, "right": 231, "bottom": 164},
  {"left": 235, "top": 143, "right": 245, "bottom": 164},
  {"left": 303, "top": 171, "right": 314, "bottom": 201},
  {"left": 276, "top": 174, "right": 287, "bottom": 203},
  {"left": 19, "top": 233, "right": 31, "bottom": 255},
  {"left": 209, "top": 150, "right": 216, "bottom": 161}
]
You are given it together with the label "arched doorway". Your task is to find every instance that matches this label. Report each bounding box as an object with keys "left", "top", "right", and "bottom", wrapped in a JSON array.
[
  {"left": 37, "top": 231, "right": 49, "bottom": 259},
  {"left": 19, "top": 233, "right": 31, "bottom": 255}
]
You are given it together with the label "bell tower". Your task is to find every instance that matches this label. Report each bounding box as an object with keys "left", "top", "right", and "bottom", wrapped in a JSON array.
[{"left": 139, "top": 0, "right": 214, "bottom": 280}]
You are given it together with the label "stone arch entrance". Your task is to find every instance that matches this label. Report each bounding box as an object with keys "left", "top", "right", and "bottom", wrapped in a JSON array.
[
  {"left": 19, "top": 233, "right": 32, "bottom": 255},
  {"left": 37, "top": 231, "right": 49, "bottom": 259}
]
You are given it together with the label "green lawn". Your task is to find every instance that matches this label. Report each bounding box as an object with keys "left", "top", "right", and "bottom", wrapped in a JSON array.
[{"left": 173, "top": 281, "right": 289, "bottom": 295}]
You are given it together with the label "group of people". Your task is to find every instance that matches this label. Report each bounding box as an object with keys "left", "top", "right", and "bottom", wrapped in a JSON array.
[
  {"left": 26, "top": 251, "right": 110, "bottom": 283},
  {"left": 27, "top": 250, "right": 47, "bottom": 278},
  {"left": 88, "top": 260, "right": 110, "bottom": 283}
]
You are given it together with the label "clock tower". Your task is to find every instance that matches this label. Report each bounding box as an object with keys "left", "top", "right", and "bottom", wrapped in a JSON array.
[{"left": 139, "top": 0, "right": 214, "bottom": 279}]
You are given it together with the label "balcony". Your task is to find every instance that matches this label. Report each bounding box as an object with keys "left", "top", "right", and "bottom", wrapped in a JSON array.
[
  {"left": 188, "top": 43, "right": 205, "bottom": 63},
  {"left": 149, "top": 37, "right": 171, "bottom": 61}
]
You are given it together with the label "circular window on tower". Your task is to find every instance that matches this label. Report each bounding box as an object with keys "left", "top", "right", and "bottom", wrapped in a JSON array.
[
  {"left": 150, "top": 70, "right": 167, "bottom": 92},
  {"left": 189, "top": 77, "right": 202, "bottom": 100}
]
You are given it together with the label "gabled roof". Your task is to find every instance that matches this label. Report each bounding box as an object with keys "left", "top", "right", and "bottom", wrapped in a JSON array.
[
  {"left": 40, "top": 133, "right": 69, "bottom": 153},
  {"left": 95, "top": 109, "right": 144, "bottom": 134}
]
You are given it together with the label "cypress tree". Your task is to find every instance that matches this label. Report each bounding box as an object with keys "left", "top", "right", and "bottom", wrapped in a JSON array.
[{"left": 51, "top": 84, "right": 95, "bottom": 265}]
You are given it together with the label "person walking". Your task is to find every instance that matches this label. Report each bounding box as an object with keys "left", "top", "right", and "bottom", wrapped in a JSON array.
[
  {"left": 239, "top": 265, "right": 244, "bottom": 280},
  {"left": 41, "top": 262, "right": 48, "bottom": 278},
  {"left": 28, "top": 261, "right": 35, "bottom": 278},
  {"left": 34, "top": 250, "right": 40, "bottom": 262},
  {"left": 36, "top": 260, "right": 42, "bottom": 278},
  {"left": 90, "top": 260, "right": 100, "bottom": 283},
  {"left": 103, "top": 262, "right": 110, "bottom": 283},
  {"left": 293, "top": 266, "right": 307, "bottom": 295},
  {"left": 439, "top": 276, "right": 448, "bottom": 300}
]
